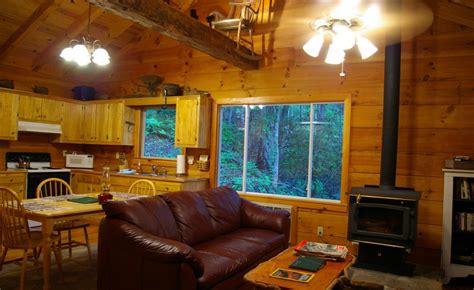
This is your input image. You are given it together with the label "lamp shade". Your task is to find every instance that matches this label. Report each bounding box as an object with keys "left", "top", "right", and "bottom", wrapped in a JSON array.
[
  {"left": 357, "top": 36, "right": 378, "bottom": 59},
  {"left": 72, "top": 44, "right": 91, "bottom": 66},
  {"left": 332, "top": 23, "right": 356, "bottom": 50},
  {"left": 92, "top": 48, "right": 110, "bottom": 66},
  {"left": 325, "top": 44, "right": 345, "bottom": 64},
  {"left": 60, "top": 47, "right": 75, "bottom": 61},
  {"left": 303, "top": 34, "right": 324, "bottom": 57}
]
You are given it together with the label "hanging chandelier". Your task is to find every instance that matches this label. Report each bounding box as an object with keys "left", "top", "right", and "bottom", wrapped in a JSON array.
[
  {"left": 303, "top": 0, "right": 380, "bottom": 66},
  {"left": 59, "top": 4, "right": 110, "bottom": 66}
]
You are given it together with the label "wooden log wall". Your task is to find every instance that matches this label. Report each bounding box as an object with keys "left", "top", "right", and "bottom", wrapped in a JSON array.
[{"left": 87, "top": 2, "right": 474, "bottom": 265}]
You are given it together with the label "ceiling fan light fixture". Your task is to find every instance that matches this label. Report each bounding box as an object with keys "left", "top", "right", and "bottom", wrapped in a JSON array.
[
  {"left": 325, "top": 44, "right": 345, "bottom": 64},
  {"left": 303, "top": 34, "right": 324, "bottom": 57},
  {"left": 357, "top": 36, "right": 378, "bottom": 59}
]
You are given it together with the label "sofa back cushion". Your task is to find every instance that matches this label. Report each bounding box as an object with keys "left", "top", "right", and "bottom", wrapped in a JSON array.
[
  {"left": 198, "top": 187, "right": 241, "bottom": 235},
  {"left": 102, "top": 196, "right": 181, "bottom": 241},
  {"left": 162, "top": 191, "right": 215, "bottom": 245}
]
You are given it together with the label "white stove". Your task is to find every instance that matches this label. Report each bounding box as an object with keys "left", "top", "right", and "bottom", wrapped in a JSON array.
[{"left": 6, "top": 152, "right": 71, "bottom": 199}]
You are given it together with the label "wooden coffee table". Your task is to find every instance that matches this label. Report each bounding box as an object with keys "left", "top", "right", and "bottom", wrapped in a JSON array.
[{"left": 245, "top": 247, "right": 354, "bottom": 289}]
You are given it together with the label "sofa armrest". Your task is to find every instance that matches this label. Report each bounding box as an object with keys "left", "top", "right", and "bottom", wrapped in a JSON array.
[
  {"left": 240, "top": 199, "right": 290, "bottom": 239},
  {"left": 99, "top": 219, "right": 204, "bottom": 277}
]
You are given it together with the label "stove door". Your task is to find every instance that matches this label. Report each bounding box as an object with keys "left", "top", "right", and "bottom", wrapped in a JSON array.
[{"left": 26, "top": 172, "right": 71, "bottom": 199}]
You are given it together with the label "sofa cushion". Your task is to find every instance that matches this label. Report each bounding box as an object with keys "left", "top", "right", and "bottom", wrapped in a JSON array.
[
  {"left": 162, "top": 191, "right": 215, "bottom": 245},
  {"left": 102, "top": 196, "right": 180, "bottom": 241},
  {"left": 217, "top": 228, "right": 288, "bottom": 253},
  {"left": 193, "top": 235, "right": 268, "bottom": 289},
  {"left": 198, "top": 187, "right": 241, "bottom": 235}
]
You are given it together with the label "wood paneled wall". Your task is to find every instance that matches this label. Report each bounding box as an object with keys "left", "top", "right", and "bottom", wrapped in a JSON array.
[{"left": 87, "top": 3, "right": 474, "bottom": 265}]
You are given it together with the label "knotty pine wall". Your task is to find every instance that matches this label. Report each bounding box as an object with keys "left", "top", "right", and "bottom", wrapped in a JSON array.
[{"left": 88, "top": 8, "right": 474, "bottom": 264}]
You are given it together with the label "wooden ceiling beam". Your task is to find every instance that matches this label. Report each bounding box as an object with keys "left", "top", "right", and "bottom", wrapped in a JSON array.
[
  {"left": 436, "top": 0, "right": 474, "bottom": 28},
  {"left": 88, "top": 0, "right": 259, "bottom": 70},
  {"left": 0, "top": 0, "right": 59, "bottom": 62},
  {"left": 450, "top": 0, "right": 474, "bottom": 9},
  {"left": 32, "top": 6, "right": 104, "bottom": 71}
]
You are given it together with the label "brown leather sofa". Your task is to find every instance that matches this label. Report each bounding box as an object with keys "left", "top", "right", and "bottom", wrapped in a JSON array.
[{"left": 97, "top": 186, "right": 290, "bottom": 290}]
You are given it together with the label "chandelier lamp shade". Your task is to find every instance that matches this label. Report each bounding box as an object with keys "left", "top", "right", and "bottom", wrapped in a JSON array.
[
  {"left": 59, "top": 4, "right": 110, "bottom": 66},
  {"left": 303, "top": 0, "right": 380, "bottom": 65}
]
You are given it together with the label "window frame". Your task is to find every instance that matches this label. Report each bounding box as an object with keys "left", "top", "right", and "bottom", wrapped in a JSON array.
[
  {"left": 139, "top": 105, "right": 182, "bottom": 160},
  {"left": 212, "top": 95, "right": 351, "bottom": 206}
]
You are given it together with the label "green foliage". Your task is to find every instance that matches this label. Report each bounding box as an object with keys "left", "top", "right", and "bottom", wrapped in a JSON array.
[
  {"left": 218, "top": 103, "right": 344, "bottom": 200},
  {"left": 143, "top": 108, "right": 181, "bottom": 158}
]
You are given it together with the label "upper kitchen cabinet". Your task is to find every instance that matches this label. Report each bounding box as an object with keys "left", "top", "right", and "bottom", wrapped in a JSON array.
[
  {"left": 175, "top": 95, "right": 211, "bottom": 148},
  {"left": 0, "top": 92, "right": 19, "bottom": 140},
  {"left": 59, "top": 100, "right": 135, "bottom": 146},
  {"left": 18, "top": 95, "right": 63, "bottom": 123},
  {"left": 60, "top": 102, "right": 84, "bottom": 143}
]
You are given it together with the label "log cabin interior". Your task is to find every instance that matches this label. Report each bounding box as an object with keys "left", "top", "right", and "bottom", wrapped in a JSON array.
[{"left": 0, "top": 0, "right": 474, "bottom": 289}]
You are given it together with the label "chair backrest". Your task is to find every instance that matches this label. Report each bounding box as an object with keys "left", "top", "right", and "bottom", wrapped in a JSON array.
[
  {"left": 0, "top": 187, "right": 31, "bottom": 247},
  {"left": 128, "top": 179, "right": 156, "bottom": 196},
  {"left": 228, "top": 0, "right": 260, "bottom": 24},
  {"left": 36, "top": 178, "right": 73, "bottom": 198}
]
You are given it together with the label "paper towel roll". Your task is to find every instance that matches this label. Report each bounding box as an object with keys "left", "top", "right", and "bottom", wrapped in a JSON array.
[{"left": 176, "top": 155, "right": 186, "bottom": 175}]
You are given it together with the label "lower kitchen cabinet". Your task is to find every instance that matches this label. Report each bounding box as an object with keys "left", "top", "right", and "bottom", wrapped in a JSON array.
[
  {"left": 0, "top": 172, "right": 26, "bottom": 200},
  {"left": 71, "top": 171, "right": 208, "bottom": 195}
]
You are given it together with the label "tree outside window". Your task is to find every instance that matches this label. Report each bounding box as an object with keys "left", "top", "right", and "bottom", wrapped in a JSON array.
[{"left": 142, "top": 108, "right": 181, "bottom": 158}]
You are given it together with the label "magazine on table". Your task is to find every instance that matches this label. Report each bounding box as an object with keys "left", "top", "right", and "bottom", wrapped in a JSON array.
[{"left": 294, "top": 240, "right": 348, "bottom": 261}]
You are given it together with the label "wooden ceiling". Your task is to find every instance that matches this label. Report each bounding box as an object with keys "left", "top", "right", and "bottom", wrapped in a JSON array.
[{"left": 0, "top": 0, "right": 473, "bottom": 85}]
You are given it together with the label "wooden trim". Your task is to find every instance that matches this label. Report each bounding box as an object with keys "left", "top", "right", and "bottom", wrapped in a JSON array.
[
  {"left": 214, "top": 94, "right": 350, "bottom": 105},
  {"left": 211, "top": 94, "right": 351, "bottom": 207},
  {"left": 88, "top": 0, "right": 258, "bottom": 70},
  {"left": 436, "top": 0, "right": 474, "bottom": 28},
  {"left": 0, "top": 0, "right": 58, "bottom": 61},
  {"left": 124, "top": 96, "right": 178, "bottom": 106}
]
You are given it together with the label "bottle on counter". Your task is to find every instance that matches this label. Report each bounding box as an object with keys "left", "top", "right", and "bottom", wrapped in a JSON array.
[{"left": 98, "top": 166, "right": 113, "bottom": 204}]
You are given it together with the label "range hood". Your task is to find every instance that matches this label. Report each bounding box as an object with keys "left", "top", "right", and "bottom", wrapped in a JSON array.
[{"left": 18, "top": 121, "right": 62, "bottom": 134}]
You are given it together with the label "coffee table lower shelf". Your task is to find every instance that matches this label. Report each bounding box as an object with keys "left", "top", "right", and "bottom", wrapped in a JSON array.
[{"left": 244, "top": 247, "right": 354, "bottom": 290}]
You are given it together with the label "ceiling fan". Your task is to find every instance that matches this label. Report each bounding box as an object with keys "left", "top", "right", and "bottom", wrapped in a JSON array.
[{"left": 302, "top": 0, "right": 433, "bottom": 69}]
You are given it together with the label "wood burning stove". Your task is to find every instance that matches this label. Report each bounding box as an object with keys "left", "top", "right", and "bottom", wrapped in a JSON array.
[{"left": 347, "top": 0, "right": 420, "bottom": 276}]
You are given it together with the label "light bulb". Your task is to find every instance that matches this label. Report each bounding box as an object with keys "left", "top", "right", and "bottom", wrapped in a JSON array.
[
  {"left": 72, "top": 44, "right": 91, "bottom": 66},
  {"left": 325, "top": 44, "right": 345, "bottom": 64},
  {"left": 363, "top": 4, "right": 381, "bottom": 29},
  {"left": 92, "top": 48, "right": 110, "bottom": 66},
  {"left": 332, "top": 23, "right": 356, "bottom": 50},
  {"left": 60, "top": 47, "right": 74, "bottom": 61},
  {"left": 303, "top": 34, "right": 324, "bottom": 57},
  {"left": 357, "top": 36, "right": 378, "bottom": 59}
]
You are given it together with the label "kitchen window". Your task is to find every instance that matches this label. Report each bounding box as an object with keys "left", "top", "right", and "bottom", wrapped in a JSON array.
[
  {"left": 141, "top": 107, "right": 181, "bottom": 159},
  {"left": 217, "top": 102, "right": 347, "bottom": 201}
]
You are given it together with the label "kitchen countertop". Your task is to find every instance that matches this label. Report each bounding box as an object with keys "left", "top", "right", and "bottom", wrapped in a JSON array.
[{"left": 71, "top": 169, "right": 209, "bottom": 183}]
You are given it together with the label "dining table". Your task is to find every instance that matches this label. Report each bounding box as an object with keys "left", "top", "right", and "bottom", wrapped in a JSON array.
[{"left": 22, "top": 192, "right": 140, "bottom": 290}]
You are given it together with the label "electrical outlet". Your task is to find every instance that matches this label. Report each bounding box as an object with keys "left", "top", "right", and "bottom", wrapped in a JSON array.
[
  {"left": 62, "top": 150, "right": 67, "bottom": 157},
  {"left": 115, "top": 152, "right": 120, "bottom": 159},
  {"left": 317, "top": 226, "right": 324, "bottom": 237}
]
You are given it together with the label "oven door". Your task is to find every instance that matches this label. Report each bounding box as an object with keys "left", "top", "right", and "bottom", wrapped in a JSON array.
[{"left": 26, "top": 172, "right": 71, "bottom": 199}]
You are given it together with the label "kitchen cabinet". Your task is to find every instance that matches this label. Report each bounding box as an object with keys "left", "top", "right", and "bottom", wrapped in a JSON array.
[
  {"left": 175, "top": 95, "right": 211, "bottom": 148},
  {"left": 71, "top": 171, "right": 208, "bottom": 195},
  {"left": 0, "top": 172, "right": 26, "bottom": 200},
  {"left": 18, "top": 95, "right": 63, "bottom": 123},
  {"left": 442, "top": 169, "right": 474, "bottom": 283},
  {"left": 0, "top": 92, "right": 19, "bottom": 140},
  {"left": 59, "top": 101, "right": 135, "bottom": 145},
  {"left": 60, "top": 102, "right": 84, "bottom": 142}
]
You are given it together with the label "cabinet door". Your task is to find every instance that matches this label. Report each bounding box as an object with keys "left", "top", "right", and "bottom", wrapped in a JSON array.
[
  {"left": 41, "top": 99, "right": 63, "bottom": 123},
  {"left": 83, "top": 104, "right": 97, "bottom": 142},
  {"left": 175, "top": 97, "right": 198, "bottom": 147},
  {"left": 61, "top": 102, "right": 84, "bottom": 142},
  {"left": 18, "top": 95, "right": 42, "bottom": 120},
  {"left": 96, "top": 103, "right": 110, "bottom": 143},
  {"left": 0, "top": 92, "right": 18, "bottom": 140}
]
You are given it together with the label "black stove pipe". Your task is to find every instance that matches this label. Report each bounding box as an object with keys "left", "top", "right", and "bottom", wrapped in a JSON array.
[{"left": 380, "top": 1, "right": 402, "bottom": 189}]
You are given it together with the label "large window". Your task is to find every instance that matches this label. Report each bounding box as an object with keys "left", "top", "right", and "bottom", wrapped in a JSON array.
[
  {"left": 217, "top": 102, "right": 345, "bottom": 201},
  {"left": 142, "top": 108, "right": 181, "bottom": 158}
]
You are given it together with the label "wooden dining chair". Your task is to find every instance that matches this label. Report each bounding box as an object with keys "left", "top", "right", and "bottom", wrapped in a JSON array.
[
  {"left": 36, "top": 178, "right": 92, "bottom": 262},
  {"left": 128, "top": 179, "right": 157, "bottom": 196},
  {"left": 0, "top": 187, "right": 63, "bottom": 290}
]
